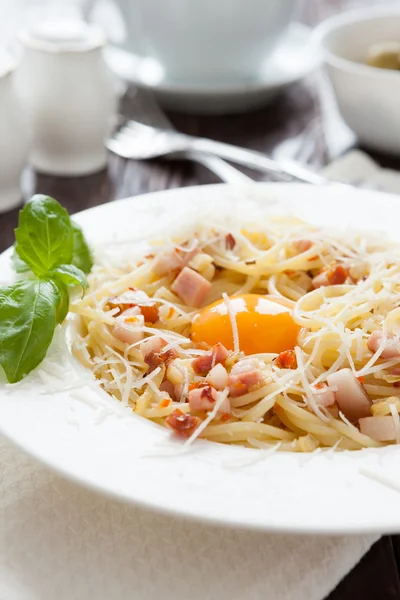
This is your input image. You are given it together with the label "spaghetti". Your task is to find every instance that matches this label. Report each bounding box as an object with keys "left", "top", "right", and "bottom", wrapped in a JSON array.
[{"left": 71, "top": 217, "right": 400, "bottom": 451}]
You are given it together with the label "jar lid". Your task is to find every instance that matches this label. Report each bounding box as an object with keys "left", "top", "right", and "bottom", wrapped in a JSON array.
[{"left": 19, "top": 20, "right": 106, "bottom": 53}]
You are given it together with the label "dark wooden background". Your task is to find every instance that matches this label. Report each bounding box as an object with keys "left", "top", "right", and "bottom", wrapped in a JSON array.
[{"left": 1, "top": 0, "right": 399, "bottom": 598}]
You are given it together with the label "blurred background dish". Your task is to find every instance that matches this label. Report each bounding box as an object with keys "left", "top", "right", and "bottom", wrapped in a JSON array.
[
  {"left": 317, "top": 6, "right": 400, "bottom": 156},
  {"left": 105, "top": 22, "right": 319, "bottom": 114},
  {"left": 88, "top": 0, "right": 295, "bottom": 85}
]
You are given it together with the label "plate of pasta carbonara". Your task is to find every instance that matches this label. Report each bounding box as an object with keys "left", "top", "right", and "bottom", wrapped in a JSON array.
[{"left": 1, "top": 183, "right": 399, "bottom": 534}]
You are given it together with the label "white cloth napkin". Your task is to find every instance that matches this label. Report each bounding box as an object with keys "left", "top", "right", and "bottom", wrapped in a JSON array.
[
  {"left": 1, "top": 435, "right": 378, "bottom": 600},
  {"left": 323, "top": 150, "right": 400, "bottom": 194}
]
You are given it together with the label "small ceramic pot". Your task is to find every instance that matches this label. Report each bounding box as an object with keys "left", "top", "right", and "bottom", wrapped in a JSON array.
[{"left": 16, "top": 20, "right": 117, "bottom": 176}]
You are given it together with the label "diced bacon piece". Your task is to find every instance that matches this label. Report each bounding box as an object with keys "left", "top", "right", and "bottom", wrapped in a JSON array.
[
  {"left": 293, "top": 239, "right": 313, "bottom": 253},
  {"left": 275, "top": 350, "right": 297, "bottom": 369},
  {"left": 159, "top": 380, "right": 176, "bottom": 401},
  {"left": 328, "top": 265, "right": 348, "bottom": 284},
  {"left": 109, "top": 289, "right": 159, "bottom": 322},
  {"left": 171, "top": 267, "right": 211, "bottom": 307},
  {"left": 192, "top": 352, "right": 212, "bottom": 375},
  {"left": 367, "top": 331, "right": 400, "bottom": 359},
  {"left": 212, "top": 343, "right": 230, "bottom": 363},
  {"left": 108, "top": 289, "right": 148, "bottom": 313},
  {"left": 144, "top": 348, "right": 178, "bottom": 374},
  {"left": 229, "top": 369, "right": 264, "bottom": 398},
  {"left": 144, "top": 350, "right": 163, "bottom": 373},
  {"left": 140, "top": 304, "right": 159, "bottom": 323},
  {"left": 312, "top": 384, "right": 336, "bottom": 407},
  {"left": 192, "top": 343, "right": 230, "bottom": 375},
  {"left": 390, "top": 366, "right": 400, "bottom": 376},
  {"left": 161, "top": 348, "right": 179, "bottom": 364},
  {"left": 206, "top": 363, "right": 229, "bottom": 390},
  {"left": 312, "top": 264, "right": 348, "bottom": 289},
  {"left": 113, "top": 312, "right": 144, "bottom": 345},
  {"left": 225, "top": 233, "right": 236, "bottom": 251},
  {"left": 359, "top": 416, "right": 397, "bottom": 442},
  {"left": 140, "top": 336, "right": 167, "bottom": 359},
  {"left": 165, "top": 409, "right": 200, "bottom": 438},
  {"left": 188, "top": 385, "right": 218, "bottom": 411},
  {"left": 172, "top": 264, "right": 208, "bottom": 302},
  {"left": 152, "top": 249, "right": 183, "bottom": 276},
  {"left": 327, "top": 368, "right": 371, "bottom": 421}
]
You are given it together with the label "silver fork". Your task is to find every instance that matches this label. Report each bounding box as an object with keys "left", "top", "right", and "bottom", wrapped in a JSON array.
[
  {"left": 107, "top": 113, "right": 327, "bottom": 185},
  {"left": 115, "top": 87, "right": 252, "bottom": 185}
]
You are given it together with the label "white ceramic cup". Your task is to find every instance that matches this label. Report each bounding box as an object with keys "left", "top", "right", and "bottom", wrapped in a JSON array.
[
  {"left": 106, "top": 0, "right": 296, "bottom": 84},
  {"left": 0, "top": 55, "right": 30, "bottom": 213}
]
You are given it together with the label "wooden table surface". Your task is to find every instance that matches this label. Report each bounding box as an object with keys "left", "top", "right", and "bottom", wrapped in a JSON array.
[{"left": 1, "top": 0, "right": 400, "bottom": 598}]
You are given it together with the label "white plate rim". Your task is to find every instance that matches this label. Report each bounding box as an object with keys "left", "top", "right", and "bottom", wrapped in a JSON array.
[{"left": 1, "top": 182, "right": 400, "bottom": 536}]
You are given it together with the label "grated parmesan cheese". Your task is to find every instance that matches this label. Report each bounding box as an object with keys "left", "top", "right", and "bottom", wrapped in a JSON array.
[{"left": 222, "top": 292, "right": 240, "bottom": 353}]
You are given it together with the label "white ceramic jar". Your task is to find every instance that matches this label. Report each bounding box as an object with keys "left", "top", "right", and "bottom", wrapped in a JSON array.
[
  {"left": 0, "top": 54, "right": 30, "bottom": 213},
  {"left": 15, "top": 21, "right": 117, "bottom": 176}
]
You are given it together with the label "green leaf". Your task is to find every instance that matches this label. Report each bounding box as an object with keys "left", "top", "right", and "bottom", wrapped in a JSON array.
[
  {"left": 52, "top": 264, "right": 88, "bottom": 297},
  {"left": 0, "top": 279, "right": 60, "bottom": 383},
  {"left": 11, "top": 249, "right": 30, "bottom": 274},
  {"left": 14, "top": 195, "right": 74, "bottom": 277},
  {"left": 54, "top": 280, "right": 69, "bottom": 324},
  {"left": 71, "top": 222, "right": 93, "bottom": 274}
]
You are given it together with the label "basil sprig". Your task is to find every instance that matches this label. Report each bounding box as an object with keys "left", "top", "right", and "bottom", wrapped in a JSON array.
[{"left": 0, "top": 195, "right": 93, "bottom": 383}]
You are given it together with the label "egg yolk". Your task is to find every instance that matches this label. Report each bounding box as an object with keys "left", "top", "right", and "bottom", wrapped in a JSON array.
[{"left": 191, "top": 294, "right": 300, "bottom": 355}]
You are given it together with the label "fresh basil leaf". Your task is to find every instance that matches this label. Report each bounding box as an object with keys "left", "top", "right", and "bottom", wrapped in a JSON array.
[
  {"left": 54, "top": 280, "right": 69, "bottom": 324},
  {"left": 71, "top": 222, "right": 93, "bottom": 274},
  {"left": 11, "top": 249, "right": 30, "bottom": 274},
  {"left": 52, "top": 264, "right": 88, "bottom": 297},
  {"left": 0, "top": 279, "right": 60, "bottom": 383},
  {"left": 14, "top": 195, "right": 73, "bottom": 276}
]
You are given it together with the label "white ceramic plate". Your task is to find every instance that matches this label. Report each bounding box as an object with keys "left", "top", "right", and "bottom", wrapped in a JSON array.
[
  {"left": 105, "top": 23, "right": 320, "bottom": 114},
  {"left": 1, "top": 183, "right": 400, "bottom": 535}
]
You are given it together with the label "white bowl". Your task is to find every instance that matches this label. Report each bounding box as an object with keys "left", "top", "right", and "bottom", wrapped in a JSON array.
[{"left": 316, "top": 6, "right": 400, "bottom": 156}]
